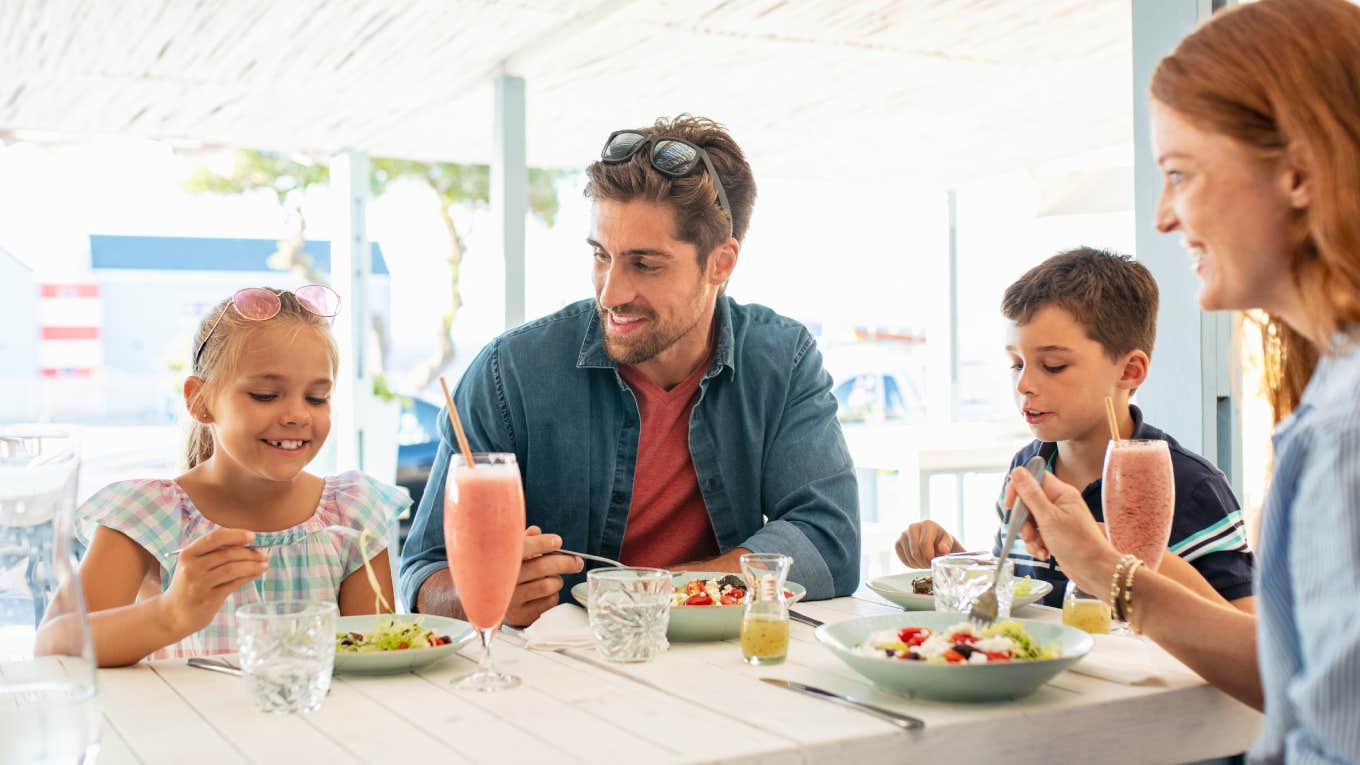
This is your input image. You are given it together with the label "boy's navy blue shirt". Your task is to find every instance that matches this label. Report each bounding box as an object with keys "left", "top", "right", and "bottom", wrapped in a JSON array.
[{"left": 995, "top": 404, "right": 1255, "bottom": 607}]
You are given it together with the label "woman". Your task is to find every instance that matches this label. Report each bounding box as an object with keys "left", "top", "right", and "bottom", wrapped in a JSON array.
[{"left": 1007, "top": 0, "right": 1360, "bottom": 762}]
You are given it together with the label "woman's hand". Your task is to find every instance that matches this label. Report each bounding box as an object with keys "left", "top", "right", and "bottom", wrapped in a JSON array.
[
  {"left": 1005, "top": 465, "right": 1120, "bottom": 595},
  {"left": 161, "top": 528, "right": 268, "bottom": 636}
]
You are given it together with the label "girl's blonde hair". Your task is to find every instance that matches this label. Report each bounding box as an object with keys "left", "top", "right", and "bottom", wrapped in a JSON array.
[
  {"left": 1151, "top": 0, "right": 1360, "bottom": 422},
  {"left": 185, "top": 288, "right": 339, "bottom": 468}
]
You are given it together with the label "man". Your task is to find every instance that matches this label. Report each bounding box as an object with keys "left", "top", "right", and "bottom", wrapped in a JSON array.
[{"left": 400, "top": 115, "right": 859, "bottom": 626}]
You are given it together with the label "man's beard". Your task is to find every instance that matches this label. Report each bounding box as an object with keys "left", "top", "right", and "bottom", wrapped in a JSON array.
[{"left": 598, "top": 304, "right": 704, "bottom": 366}]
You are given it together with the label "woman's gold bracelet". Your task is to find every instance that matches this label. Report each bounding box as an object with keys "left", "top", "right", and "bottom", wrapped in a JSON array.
[
  {"left": 1109, "top": 549, "right": 1142, "bottom": 623},
  {"left": 1121, "top": 558, "right": 1145, "bottom": 632}
]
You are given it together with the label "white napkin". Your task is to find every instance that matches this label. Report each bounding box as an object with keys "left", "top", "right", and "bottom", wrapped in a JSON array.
[
  {"left": 1067, "top": 633, "right": 1167, "bottom": 685},
  {"left": 523, "top": 604, "right": 594, "bottom": 651}
]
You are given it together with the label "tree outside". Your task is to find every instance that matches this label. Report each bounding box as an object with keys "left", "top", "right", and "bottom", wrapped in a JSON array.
[{"left": 184, "top": 150, "right": 568, "bottom": 390}]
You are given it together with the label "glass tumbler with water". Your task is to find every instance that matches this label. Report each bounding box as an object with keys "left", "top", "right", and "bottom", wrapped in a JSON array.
[
  {"left": 932, "top": 551, "right": 1014, "bottom": 619},
  {"left": 587, "top": 567, "right": 672, "bottom": 662},
  {"left": 0, "top": 427, "right": 101, "bottom": 764},
  {"left": 236, "top": 600, "right": 338, "bottom": 713}
]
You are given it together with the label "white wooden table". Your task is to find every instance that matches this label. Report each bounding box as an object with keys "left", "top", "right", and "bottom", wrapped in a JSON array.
[{"left": 93, "top": 593, "right": 1261, "bottom": 764}]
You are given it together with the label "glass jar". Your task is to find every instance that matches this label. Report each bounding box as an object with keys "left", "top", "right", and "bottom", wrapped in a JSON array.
[
  {"left": 739, "top": 553, "right": 792, "bottom": 666},
  {"left": 1, "top": 427, "right": 101, "bottom": 763},
  {"left": 1061, "top": 580, "right": 1112, "bottom": 634}
]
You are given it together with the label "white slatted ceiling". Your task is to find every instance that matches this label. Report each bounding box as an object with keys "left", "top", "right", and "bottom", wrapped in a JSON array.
[{"left": 0, "top": 0, "right": 1130, "bottom": 181}]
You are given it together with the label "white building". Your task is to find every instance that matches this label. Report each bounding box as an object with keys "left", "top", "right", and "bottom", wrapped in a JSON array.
[
  {"left": 0, "top": 247, "right": 39, "bottom": 422},
  {"left": 87, "top": 234, "right": 392, "bottom": 423}
]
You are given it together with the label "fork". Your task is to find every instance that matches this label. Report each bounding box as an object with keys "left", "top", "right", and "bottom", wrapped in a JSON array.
[
  {"left": 968, "top": 455, "right": 1046, "bottom": 628},
  {"left": 169, "top": 525, "right": 361, "bottom": 556},
  {"left": 551, "top": 549, "right": 625, "bottom": 568}
]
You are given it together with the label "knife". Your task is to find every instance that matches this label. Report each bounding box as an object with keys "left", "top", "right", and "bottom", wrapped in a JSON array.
[
  {"left": 760, "top": 678, "right": 924, "bottom": 730},
  {"left": 187, "top": 657, "right": 243, "bottom": 677},
  {"left": 787, "top": 609, "right": 823, "bottom": 628}
]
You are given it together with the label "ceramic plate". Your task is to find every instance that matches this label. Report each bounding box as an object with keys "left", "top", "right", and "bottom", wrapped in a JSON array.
[
  {"left": 332, "top": 614, "right": 475, "bottom": 675},
  {"left": 866, "top": 569, "right": 1053, "bottom": 611},
  {"left": 815, "top": 611, "right": 1092, "bottom": 701},
  {"left": 571, "top": 570, "right": 806, "bottom": 642}
]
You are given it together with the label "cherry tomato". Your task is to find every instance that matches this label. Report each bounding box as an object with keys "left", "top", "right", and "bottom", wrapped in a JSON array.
[
  {"left": 897, "top": 626, "right": 929, "bottom": 643},
  {"left": 685, "top": 592, "right": 713, "bottom": 606},
  {"left": 943, "top": 649, "right": 966, "bottom": 663},
  {"left": 397, "top": 641, "right": 410, "bottom": 650},
  {"left": 719, "top": 595, "right": 740, "bottom": 606},
  {"left": 985, "top": 651, "right": 1012, "bottom": 662},
  {"left": 952, "top": 632, "right": 979, "bottom": 645}
]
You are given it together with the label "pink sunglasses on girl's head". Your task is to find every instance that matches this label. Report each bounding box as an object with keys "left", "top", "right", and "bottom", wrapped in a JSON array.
[{"left": 193, "top": 285, "right": 341, "bottom": 368}]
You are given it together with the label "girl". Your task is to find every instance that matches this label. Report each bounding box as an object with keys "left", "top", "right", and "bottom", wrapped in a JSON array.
[
  {"left": 1007, "top": 0, "right": 1360, "bottom": 761},
  {"left": 56, "top": 285, "right": 404, "bottom": 667}
]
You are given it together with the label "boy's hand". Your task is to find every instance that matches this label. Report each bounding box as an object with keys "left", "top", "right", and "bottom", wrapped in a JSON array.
[
  {"left": 505, "top": 526, "right": 583, "bottom": 627},
  {"left": 894, "top": 521, "right": 964, "bottom": 568},
  {"left": 162, "top": 528, "right": 268, "bottom": 636}
]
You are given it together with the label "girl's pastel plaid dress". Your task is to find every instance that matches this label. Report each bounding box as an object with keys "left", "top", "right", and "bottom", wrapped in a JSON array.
[{"left": 78, "top": 470, "right": 410, "bottom": 660}]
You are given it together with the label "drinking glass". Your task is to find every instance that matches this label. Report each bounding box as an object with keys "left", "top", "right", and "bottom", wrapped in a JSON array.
[
  {"left": 444, "top": 453, "right": 525, "bottom": 692},
  {"left": 586, "top": 567, "right": 671, "bottom": 662},
  {"left": 0, "top": 427, "right": 100, "bottom": 764},
  {"left": 931, "top": 552, "right": 1014, "bottom": 619},
  {"left": 1102, "top": 439, "right": 1175, "bottom": 570},
  {"left": 740, "top": 553, "right": 792, "bottom": 666},
  {"left": 236, "top": 600, "right": 337, "bottom": 714}
]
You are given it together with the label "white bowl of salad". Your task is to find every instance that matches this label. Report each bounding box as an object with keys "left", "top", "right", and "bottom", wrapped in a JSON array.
[
  {"left": 332, "top": 614, "right": 476, "bottom": 675},
  {"left": 816, "top": 611, "right": 1092, "bottom": 701}
]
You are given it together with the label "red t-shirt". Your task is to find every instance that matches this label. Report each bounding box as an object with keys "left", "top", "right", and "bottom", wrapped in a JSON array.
[{"left": 617, "top": 357, "right": 718, "bottom": 567}]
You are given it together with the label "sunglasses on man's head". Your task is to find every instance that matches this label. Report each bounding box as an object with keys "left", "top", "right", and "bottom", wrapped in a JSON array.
[
  {"left": 600, "top": 130, "right": 733, "bottom": 234},
  {"left": 193, "top": 285, "right": 341, "bottom": 369}
]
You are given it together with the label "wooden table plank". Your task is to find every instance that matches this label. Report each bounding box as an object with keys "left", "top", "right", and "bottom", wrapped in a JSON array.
[
  {"left": 94, "top": 596, "right": 1262, "bottom": 764},
  {"left": 146, "top": 662, "right": 360, "bottom": 764},
  {"left": 97, "top": 665, "right": 246, "bottom": 765},
  {"left": 96, "top": 717, "right": 140, "bottom": 765},
  {"left": 417, "top": 640, "right": 801, "bottom": 764},
  {"left": 555, "top": 597, "right": 1261, "bottom": 763}
]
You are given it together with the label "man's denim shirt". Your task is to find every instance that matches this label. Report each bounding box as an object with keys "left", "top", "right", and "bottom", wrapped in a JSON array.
[{"left": 399, "top": 297, "right": 861, "bottom": 609}]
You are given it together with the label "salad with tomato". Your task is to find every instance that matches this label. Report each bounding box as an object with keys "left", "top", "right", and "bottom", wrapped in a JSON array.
[
  {"left": 854, "top": 620, "right": 1057, "bottom": 664},
  {"left": 335, "top": 615, "right": 456, "bottom": 653},
  {"left": 673, "top": 575, "right": 796, "bottom": 607},
  {"left": 674, "top": 575, "right": 747, "bottom": 607}
]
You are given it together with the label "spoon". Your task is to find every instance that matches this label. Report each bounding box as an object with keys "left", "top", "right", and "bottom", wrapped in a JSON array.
[
  {"left": 169, "top": 525, "right": 362, "bottom": 556},
  {"left": 551, "top": 549, "right": 625, "bottom": 568}
]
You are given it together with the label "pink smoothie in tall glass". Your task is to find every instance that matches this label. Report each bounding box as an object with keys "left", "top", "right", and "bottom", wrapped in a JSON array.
[
  {"left": 1102, "top": 440, "right": 1175, "bottom": 570},
  {"left": 444, "top": 463, "right": 525, "bottom": 629}
]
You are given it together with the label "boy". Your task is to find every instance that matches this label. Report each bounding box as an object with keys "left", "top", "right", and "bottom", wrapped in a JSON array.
[{"left": 896, "top": 247, "right": 1254, "bottom": 610}]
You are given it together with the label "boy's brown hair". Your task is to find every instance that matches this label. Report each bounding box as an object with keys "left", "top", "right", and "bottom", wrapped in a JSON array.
[{"left": 1001, "top": 247, "right": 1159, "bottom": 360}]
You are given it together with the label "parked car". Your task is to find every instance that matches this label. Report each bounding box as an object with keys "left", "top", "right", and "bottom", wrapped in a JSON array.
[{"left": 832, "top": 371, "right": 926, "bottom": 424}]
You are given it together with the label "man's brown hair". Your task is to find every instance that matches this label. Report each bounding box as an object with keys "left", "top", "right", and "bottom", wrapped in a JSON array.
[
  {"left": 1001, "top": 247, "right": 1159, "bottom": 360},
  {"left": 585, "top": 114, "right": 756, "bottom": 268}
]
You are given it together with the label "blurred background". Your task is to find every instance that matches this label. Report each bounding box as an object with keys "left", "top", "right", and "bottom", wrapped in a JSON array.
[{"left": 0, "top": 0, "right": 1267, "bottom": 579}]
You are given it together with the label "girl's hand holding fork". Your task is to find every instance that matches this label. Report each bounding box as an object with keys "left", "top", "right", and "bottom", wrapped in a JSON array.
[{"left": 162, "top": 528, "right": 269, "bottom": 636}]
